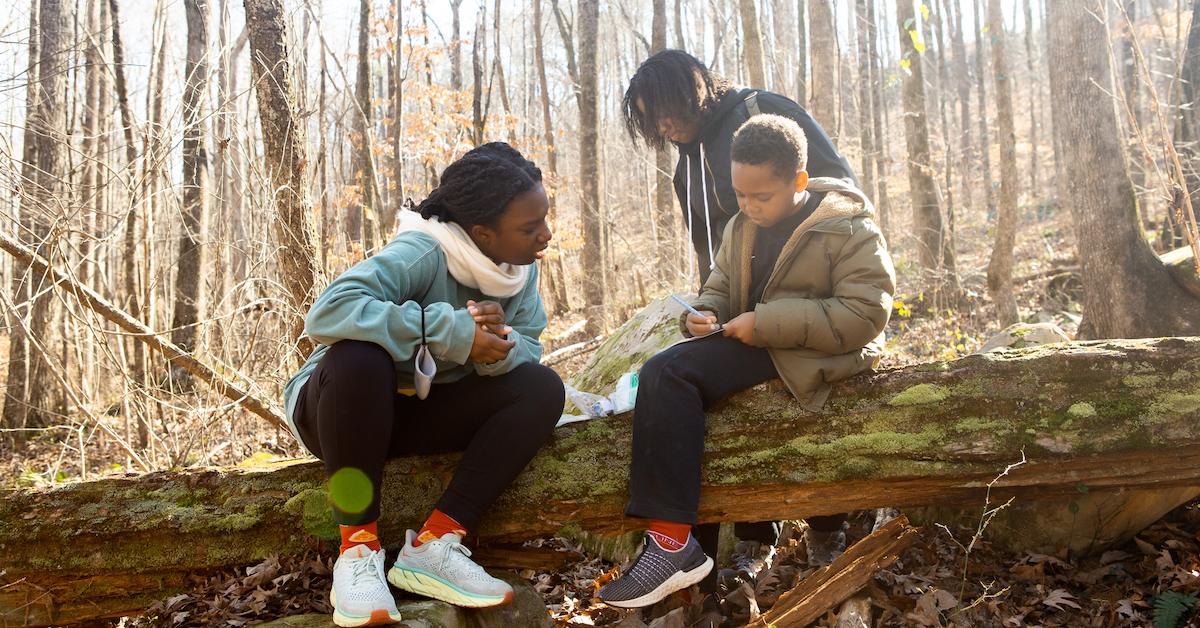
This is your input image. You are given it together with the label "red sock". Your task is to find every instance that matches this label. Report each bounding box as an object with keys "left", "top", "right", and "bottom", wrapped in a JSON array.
[
  {"left": 339, "top": 521, "right": 381, "bottom": 553},
  {"left": 648, "top": 519, "right": 691, "bottom": 551},
  {"left": 413, "top": 509, "right": 468, "bottom": 547}
]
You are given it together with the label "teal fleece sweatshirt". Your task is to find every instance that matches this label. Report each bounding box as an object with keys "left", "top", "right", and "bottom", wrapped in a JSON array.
[{"left": 281, "top": 231, "right": 547, "bottom": 443}]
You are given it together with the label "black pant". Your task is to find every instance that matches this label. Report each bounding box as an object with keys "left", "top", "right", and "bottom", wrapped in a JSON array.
[
  {"left": 293, "top": 340, "right": 565, "bottom": 530},
  {"left": 626, "top": 335, "right": 844, "bottom": 592}
]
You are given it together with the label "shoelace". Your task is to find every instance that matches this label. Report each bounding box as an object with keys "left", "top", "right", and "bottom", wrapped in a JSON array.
[
  {"left": 349, "top": 551, "right": 385, "bottom": 590},
  {"left": 435, "top": 540, "right": 484, "bottom": 580}
]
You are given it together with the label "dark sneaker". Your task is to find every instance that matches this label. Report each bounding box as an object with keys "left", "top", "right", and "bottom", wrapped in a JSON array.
[
  {"left": 597, "top": 534, "right": 713, "bottom": 608},
  {"left": 803, "top": 526, "right": 847, "bottom": 567}
]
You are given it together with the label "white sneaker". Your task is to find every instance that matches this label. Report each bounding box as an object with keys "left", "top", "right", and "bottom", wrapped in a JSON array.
[
  {"left": 330, "top": 544, "right": 402, "bottom": 627},
  {"left": 387, "top": 530, "right": 514, "bottom": 608}
]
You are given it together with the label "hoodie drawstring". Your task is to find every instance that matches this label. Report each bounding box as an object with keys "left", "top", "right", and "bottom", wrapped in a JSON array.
[{"left": 698, "top": 144, "right": 716, "bottom": 271}]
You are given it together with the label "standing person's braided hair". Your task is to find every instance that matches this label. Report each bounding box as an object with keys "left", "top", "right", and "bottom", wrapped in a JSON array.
[
  {"left": 622, "top": 50, "right": 733, "bottom": 150},
  {"left": 415, "top": 142, "right": 543, "bottom": 228}
]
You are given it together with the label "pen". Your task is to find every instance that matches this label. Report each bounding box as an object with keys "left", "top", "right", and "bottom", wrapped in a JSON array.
[{"left": 670, "top": 294, "right": 722, "bottom": 329}]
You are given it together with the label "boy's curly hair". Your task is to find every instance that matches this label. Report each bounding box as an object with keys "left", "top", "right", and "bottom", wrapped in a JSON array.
[
  {"left": 622, "top": 50, "right": 733, "bottom": 149},
  {"left": 415, "top": 142, "right": 543, "bottom": 228},
  {"left": 730, "top": 114, "right": 809, "bottom": 180}
]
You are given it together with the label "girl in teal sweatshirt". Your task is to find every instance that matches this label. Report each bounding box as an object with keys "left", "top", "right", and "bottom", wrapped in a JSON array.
[{"left": 283, "top": 143, "right": 564, "bottom": 626}]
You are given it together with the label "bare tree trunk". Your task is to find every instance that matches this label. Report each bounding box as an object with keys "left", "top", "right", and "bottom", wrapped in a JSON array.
[
  {"left": 491, "top": 0, "right": 516, "bottom": 144},
  {"left": 1024, "top": 0, "right": 1039, "bottom": 195},
  {"left": 809, "top": 0, "right": 838, "bottom": 136},
  {"left": 867, "top": 0, "right": 890, "bottom": 233},
  {"left": 674, "top": 0, "right": 685, "bottom": 49},
  {"left": 973, "top": 0, "right": 997, "bottom": 219},
  {"left": 449, "top": 0, "right": 465, "bottom": 90},
  {"left": 354, "top": 0, "right": 379, "bottom": 254},
  {"left": 986, "top": 0, "right": 1019, "bottom": 326},
  {"left": 4, "top": 0, "right": 40, "bottom": 441},
  {"left": 1169, "top": 0, "right": 1199, "bottom": 250},
  {"left": 167, "top": 0, "right": 210, "bottom": 388},
  {"left": 533, "top": 0, "right": 570, "bottom": 314},
  {"left": 472, "top": 9, "right": 486, "bottom": 146},
  {"left": 4, "top": 0, "right": 68, "bottom": 434},
  {"left": 389, "top": 0, "right": 403, "bottom": 231},
  {"left": 1047, "top": 0, "right": 1200, "bottom": 338},
  {"left": 578, "top": 0, "right": 605, "bottom": 334},
  {"left": 652, "top": 0, "right": 676, "bottom": 283},
  {"left": 948, "top": 0, "right": 973, "bottom": 220},
  {"left": 796, "top": 0, "right": 807, "bottom": 108},
  {"left": 244, "top": 0, "right": 321, "bottom": 359},
  {"left": 855, "top": 0, "right": 876, "bottom": 202},
  {"left": 895, "top": 0, "right": 947, "bottom": 278},
  {"left": 738, "top": 0, "right": 767, "bottom": 87}
]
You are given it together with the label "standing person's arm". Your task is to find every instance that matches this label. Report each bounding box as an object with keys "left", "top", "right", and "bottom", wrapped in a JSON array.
[
  {"left": 473, "top": 266, "right": 548, "bottom": 376},
  {"left": 304, "top": 236, "right": 477, "bottom": 366}
]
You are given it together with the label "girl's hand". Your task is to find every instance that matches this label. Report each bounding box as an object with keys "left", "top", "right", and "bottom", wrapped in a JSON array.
[
  {"left": 722, "top": 312, "right": 757, "bottom": 345},
  {"left": 685, "top": 311, "right": 719, "bottom": 337},
  {"left": 467, "top": 299, "right": 509, "bottom": 335},
  {"left": 469, "top": 325, "right": 516, "bottom": 364}
]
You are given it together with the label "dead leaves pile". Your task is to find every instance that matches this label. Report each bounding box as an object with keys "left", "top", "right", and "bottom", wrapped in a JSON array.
[
  {"left": 871, "top": 501, "right": 1200, "bottom": 627},
  {"left": 127, "top": 553, "right": 334, "bottom": 626}
]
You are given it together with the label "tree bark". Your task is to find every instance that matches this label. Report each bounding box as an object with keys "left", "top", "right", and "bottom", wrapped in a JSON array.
[
  {"left": 855, "top": 0, "right": 877, "bottom": 203},
  {"left": 4, "top": 335, "right": 1200, "bottom": 626},
  {"left": 4, "top": 0, "right": 66, "bottom": 435},
  {"left": 895, "top": 0, "right": 946, "bottom": 276},
  {"left": 651, "top": 0, "right": 676, "bottom": 283},
  {"left": 973, "top": 0, "right": 997, "bottom": 221},
  {"left": 796, "top": 0, "right": 807, "bottom": 108},
  {"left": 578, "top": 0, "right": 605, "bottom": 334},
  {"left": 244, "top": 0, "right": 321, "bottom": 359},
  {"left": 1024, "top": 0, "right": 1039, "bottom": 194},
  {"left": 1047, "top": 0, "right": 1200, "bottom": 337},
  {"left": 449, "top": 0, "right": 465, "bottom": 90},
  {"left": 986, "top": 0, "right": 1019, "bottom": 326},
  {"left": 867, "top": 0, "right": 890, "bottom": 234},
  {"left": 533, "top": 0, "right": 570, "bottom": 314},
  {"left": 354, "top": 0, "right": 380, "bottom": 254},
  {"left": 808, "top": 0, "right": 838, "bottom": 136},
  {"left": 738, "top": 0, "right": 767, "bottom": 88},
  {"left": 168, "top": 0, "right": 210, "bottom": 388}
]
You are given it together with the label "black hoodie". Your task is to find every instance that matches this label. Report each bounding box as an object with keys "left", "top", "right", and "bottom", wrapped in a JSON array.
[{"left": 672, "top": 88, "right": 856, "bottom": 284}]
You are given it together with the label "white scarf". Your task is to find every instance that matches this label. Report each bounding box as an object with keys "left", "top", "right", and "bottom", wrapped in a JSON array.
[{"left": 395, "top": 211, "right": 530, "bottom": 298}]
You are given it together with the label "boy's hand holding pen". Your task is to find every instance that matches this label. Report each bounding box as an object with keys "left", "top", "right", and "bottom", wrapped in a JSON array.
[{"left": 672, "top": 294, "right": 721, "bottom": 336}]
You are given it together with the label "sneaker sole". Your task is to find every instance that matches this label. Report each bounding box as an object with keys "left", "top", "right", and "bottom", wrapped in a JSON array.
[
  {"left": 602, "top": 556, "right": 715, "bottom": 609},
  {"left": 387, "top": 565, "right": 513, "bottom": 608},
  {"left": 330, "top": 591, "right": 402, "bottom": 627}
]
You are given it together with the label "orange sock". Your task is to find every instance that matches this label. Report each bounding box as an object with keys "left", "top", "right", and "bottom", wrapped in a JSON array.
[
  {"left": 648, "top": 519, "right": 691, "bottom": 551},
  {"left": 339, "top": 521, "right": 381, "bottom": 553},
  {"left": 413, "top": 509, "right": 468, "bottom": 547}
]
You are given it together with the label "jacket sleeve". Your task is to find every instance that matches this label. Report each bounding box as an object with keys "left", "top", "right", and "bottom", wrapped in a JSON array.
[
  {"left": 304, "top": 236, "right": 477, "bottom": 366},
  {"left": 680, "top": 222, "right": 736, "bottom": 336},
  {"left": 757, "top": 92, "right": 857, "bottom": 184},
  {"left": 473, "top": 265, "right": 548, "bottom": 376},
  {"left": 753, "top": 220, "right": 895, "bottom": 353}
]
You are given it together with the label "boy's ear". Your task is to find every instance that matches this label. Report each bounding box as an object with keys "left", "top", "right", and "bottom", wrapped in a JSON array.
[{"left": 794, "top": 170, "right": 810, "bottom": 192}]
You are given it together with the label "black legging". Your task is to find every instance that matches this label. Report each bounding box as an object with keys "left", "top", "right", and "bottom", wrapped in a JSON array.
[{"left": 293, "top": 339, "right": 565, "bottom": 530}]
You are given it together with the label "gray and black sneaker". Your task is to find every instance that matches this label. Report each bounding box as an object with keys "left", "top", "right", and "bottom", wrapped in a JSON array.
[{"left": 597, "top": 534, "right": 713, "bottom": 609}]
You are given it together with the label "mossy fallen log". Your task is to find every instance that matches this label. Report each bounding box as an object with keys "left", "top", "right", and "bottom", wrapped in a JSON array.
[{"left": 3, "top": 337, "right": 1200, "bottom": 626}]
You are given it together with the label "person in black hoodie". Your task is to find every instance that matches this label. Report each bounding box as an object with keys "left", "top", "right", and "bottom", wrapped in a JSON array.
[
  {"left": 621, "top": 49, "right": 855, "bottom": 609},
  {"left": 623, "top": 49, "right": 856, "bottom": 284}
]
